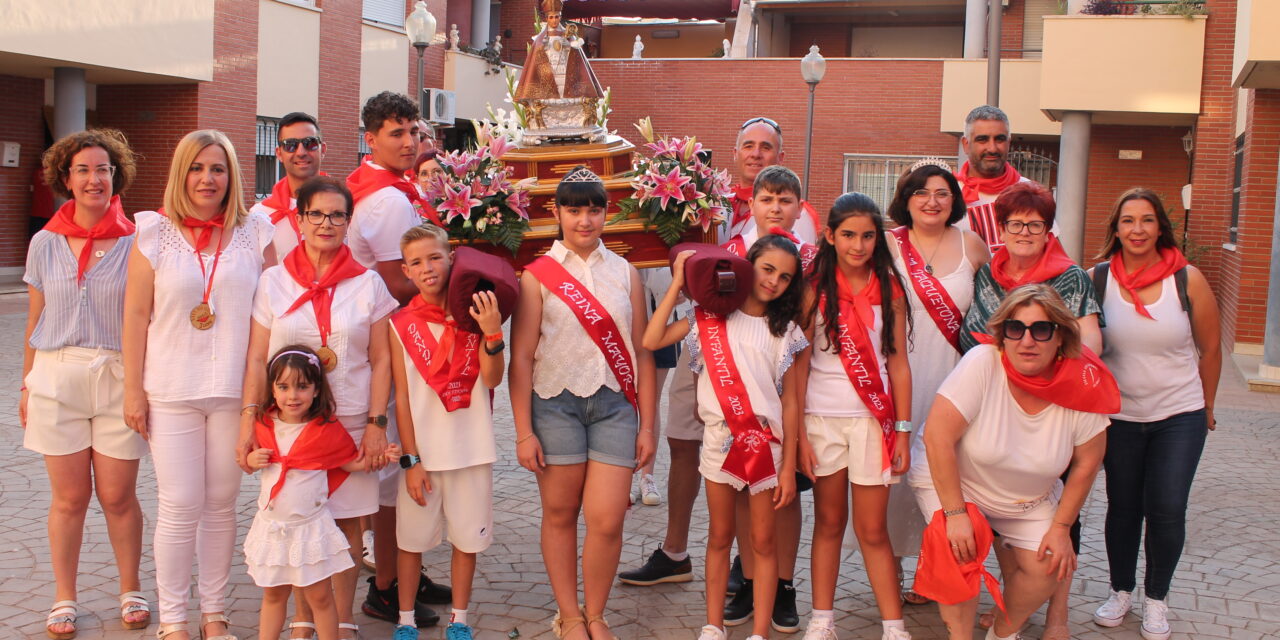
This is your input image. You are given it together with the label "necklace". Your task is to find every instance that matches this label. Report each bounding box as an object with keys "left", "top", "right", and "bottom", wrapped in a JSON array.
[{"left": 912, "top": 229, "right": 946, "bottom": 275}]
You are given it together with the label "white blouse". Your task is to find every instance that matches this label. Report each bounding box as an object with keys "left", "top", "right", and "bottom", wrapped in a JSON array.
[
  {"left": 136, "top": 210, "right": 274, "bottom": 402},
  {"left": 253, "top": 267, "right": 399, "bottom": 417},
  {"left": 532, "top": 240, "right": 637, "bottom": 400}
]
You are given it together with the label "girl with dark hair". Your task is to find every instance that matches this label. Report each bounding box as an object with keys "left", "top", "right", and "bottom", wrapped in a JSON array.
[
  {"left": 644, "top": 234, "right": 806, "bottom": 640},
  {"left": 797, "top": 193, "right": 914, "bottom": 640},
  {"left": 1088, "top": 188, "right": 1221, "bottom": 640},
  {"left": 510, "top": 166, "right": 657, "bottom": 640},
  {"left": 244, "top": 345, "right": 399, "bottom": 640}
]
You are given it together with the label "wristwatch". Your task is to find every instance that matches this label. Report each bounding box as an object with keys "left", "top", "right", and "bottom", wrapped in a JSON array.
[
  {"left": 484, "top": 339, "right": 506, "bottom": 355},
  {"left": 893, "top": 420, "right": 913, "bottom": 433},
  {"left": 399, "top": 454, "right": 421, "bottom": 469},
  {"left": 367, "top": 414, "right": 388, "bottom": 428}
]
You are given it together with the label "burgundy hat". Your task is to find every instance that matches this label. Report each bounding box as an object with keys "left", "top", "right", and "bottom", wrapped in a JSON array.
[
  {"left": 448, "top": 246, "right": 520, "bottom": 334},
  {"left": 669, "top": 242, "right": 754, "bottom": 316}
]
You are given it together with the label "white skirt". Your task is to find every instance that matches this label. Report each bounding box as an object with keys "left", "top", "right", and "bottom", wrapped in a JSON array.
[{"left": 244, "top": 509, "right": 354, "bottom": 587}]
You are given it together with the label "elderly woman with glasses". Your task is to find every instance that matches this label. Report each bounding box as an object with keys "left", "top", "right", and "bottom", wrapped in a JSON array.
[
  {"left": 910, "top": 285, "right": 1115, "bottom": 640},
  {"left": 236, "top": 176, "right": 400, "bottom": 640}
]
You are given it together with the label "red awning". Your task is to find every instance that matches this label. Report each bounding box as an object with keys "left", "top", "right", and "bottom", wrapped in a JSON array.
[{"left": 561, "top": 0, "right": 741, "bottom": 20}]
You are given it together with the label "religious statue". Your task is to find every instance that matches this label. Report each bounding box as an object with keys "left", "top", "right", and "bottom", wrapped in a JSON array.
[
  {"left": 722, "top": 38, "right": 732, "bottom": 58},
  {"left": 632, "top": 35, "right": 644, "bottom": 59},
  {"left": 493, "top": 33, "right": 503, "bottom": 56},
  {"left": 449, "top": 24, "right": 460, "bottom": 50},
  {"left": 514, "top": 0, "right": 606, "bottom": 144}
]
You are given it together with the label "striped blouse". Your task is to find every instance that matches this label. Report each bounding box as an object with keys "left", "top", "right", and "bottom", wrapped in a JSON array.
[{"left": 24, "top": 230, "right": 132, "bottom": 351}]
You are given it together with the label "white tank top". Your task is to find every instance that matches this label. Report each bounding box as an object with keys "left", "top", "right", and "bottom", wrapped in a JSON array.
[
  {"left": 1100, "top": 273, "right": 1203, "bottom": 422},
  {"left": 806, "top": 308, "right": 890, "bottom": 418}
]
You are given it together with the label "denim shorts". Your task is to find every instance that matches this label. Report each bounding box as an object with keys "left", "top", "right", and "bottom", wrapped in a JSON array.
[{"left": 531, "top": 387, "right": 637, "bottom": 467}]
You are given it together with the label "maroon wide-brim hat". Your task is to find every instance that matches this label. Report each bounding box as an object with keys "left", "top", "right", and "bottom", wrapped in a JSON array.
[
  {"left": 448, "top": 246, "right": 520, "bottom": 334},
  {"left": 669, "top": 242, "right": 753, "bottom": 316}
]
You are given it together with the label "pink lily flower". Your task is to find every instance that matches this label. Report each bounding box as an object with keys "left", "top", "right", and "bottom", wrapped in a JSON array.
[
  {"left": 649, "top": 166, "right": 692, "bottom": 210},
  {"left": 438, "top": 185, "right": 482, "bottom": 223}
]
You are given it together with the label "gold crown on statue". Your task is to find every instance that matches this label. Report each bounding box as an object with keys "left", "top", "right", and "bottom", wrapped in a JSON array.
[
  {"left": 908, "top": 157, "right": 954, "bottom": 173},
  {"left": 561, "top": 166, "right": 603, "bottom": 184},
  {"left": 541, "top": 0, "right": 564, "bottom": 14}
]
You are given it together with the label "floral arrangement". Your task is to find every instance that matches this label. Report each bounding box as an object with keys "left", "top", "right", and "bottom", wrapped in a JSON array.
[
  {"left": 422, "top": 121, "right": 535, "bottom": 255},
  {"left": 613, "top": 117, "right": 733, "bottom": 245}
]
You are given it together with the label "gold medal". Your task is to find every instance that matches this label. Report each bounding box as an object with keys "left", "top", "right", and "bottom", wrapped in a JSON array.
[
  {"left": 316, "top": 346, "right": 338, "bottom": 373},
  {"left": 190, "top": 303, "right": 215, "bottom": 330}
]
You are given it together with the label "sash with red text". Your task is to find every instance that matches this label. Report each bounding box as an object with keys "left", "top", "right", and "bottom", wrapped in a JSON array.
[
  {"left": 526, "top": 256, "right": 639, "bottom": 409},
  {"left": 890, "top": 227, "right": 962, "bottom": 353}
]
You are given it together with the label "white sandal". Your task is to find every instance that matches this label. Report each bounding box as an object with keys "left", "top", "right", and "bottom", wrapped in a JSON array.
[
  {"left": 200, "top": 613, "right": 238, "bottom": 640},
  {"left": 45, "top": 601, "right": 77, "bottom": 640},
  {"left": 156, "top": 622, "right": 188, "bottom": 640},
  {"left": 339, "top": 622, "right": 360, "bottom": 639},
  {"left": 289, "top": 621, "right": 317, "bottom": 639},
  {"left": 120, "top": 591, "right": 151, "bottom": 630}
]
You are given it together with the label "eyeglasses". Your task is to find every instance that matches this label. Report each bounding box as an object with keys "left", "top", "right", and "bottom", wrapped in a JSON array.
[
  {"left": 740, "top": 117, "right": 781, "bottom": 134},
  {"left": 300, "top": 210, "right": 350, "bottom": 226},
  {"left": 1003, "top": 219, "right": 1048, "bottom": 235},
  {"left": 69, "top": 164, "right": 115, "bottom": 180},
  {"left": 279, "top": 137, "right": 322, "bottom": 153},
  {"left": 1002, "top": 319, "right": 1058, "bottom": 342},
  {"left": 911, "top": 189, "right": 953, "bottom": 201}
]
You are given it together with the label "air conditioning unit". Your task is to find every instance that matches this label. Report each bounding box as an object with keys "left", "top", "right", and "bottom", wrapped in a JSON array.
[{"left": 424, "top": 88, "right": 456, "bottom": 125}]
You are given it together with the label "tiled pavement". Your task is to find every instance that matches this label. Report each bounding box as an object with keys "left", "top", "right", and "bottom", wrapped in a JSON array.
[{"left": 1, "top": 293, "right": 1277, "bottom": 639}]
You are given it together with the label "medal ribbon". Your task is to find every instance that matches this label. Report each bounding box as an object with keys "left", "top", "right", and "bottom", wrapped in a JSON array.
[
  {"left": 525, "top": 256, "right": 639, "bottom": 409},
  {"left": 180, "top": 213, "right": 225, "bottom": 311},
  {"left": 281, "top": 245, "right": 368, "bottom": 350},
  {"left": 391, "top": 297, "right": 482, "bottom": 412},
  {"left": 891, "top": 227, "right": 962, "bottom": 352},
  {"left": 694, "top": 307, "right": 780, "bottom": 492}
]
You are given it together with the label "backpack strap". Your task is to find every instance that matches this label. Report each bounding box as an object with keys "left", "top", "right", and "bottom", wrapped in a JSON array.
[
  {"left": 1092, "top": 261, "right": 1109, "bottom": 307},
  {"left": 1175, "top": 266, "right": 1191, "bottom": 314}
]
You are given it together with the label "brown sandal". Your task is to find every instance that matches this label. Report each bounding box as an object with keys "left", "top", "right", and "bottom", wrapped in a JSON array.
[
  {"left": 586, "top": 613, "right": 615, "bottom": 640},
  {"left": 552, "top": 609, "right": 587, "bottom": 639}
]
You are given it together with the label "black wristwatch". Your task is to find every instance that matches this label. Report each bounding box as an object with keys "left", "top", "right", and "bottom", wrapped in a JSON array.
[
  {"left": 399, "top": 454, "right": 421, "bottom": 469},
  {"left": 484, "top": 339, "right": 506, "bottom": 355},
  {"left": 367, "top": 414, "right": 388, "bottom": 428}
]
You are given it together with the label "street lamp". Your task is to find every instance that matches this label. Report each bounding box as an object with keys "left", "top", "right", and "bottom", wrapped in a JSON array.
[
  {"left": 406, "top": 1, "right": 438, "bottom": 116},
  {"left": 800, "top": 44, "right": 826, "bottom": 200}
]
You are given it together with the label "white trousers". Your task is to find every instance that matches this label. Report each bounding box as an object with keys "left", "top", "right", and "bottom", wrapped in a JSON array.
[{"left": 149, "top": 397, "right": 242, "bottom": 623}]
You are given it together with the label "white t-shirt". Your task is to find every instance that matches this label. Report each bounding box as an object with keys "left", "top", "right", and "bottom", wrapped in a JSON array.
[
  {"left": 532, "top": 240, "right": 637, "bottom": 400},
  {"left": 908, "top": 344, "right": 1108, "bottom": 517},
  {"left": 685, "top": 309, "right": 807, "bottom": 437},
  {"left": 252, "top": 266, "right": 399, "bottom": 416},
  {"left": 393, "top": 322, "right": 497, "bottom": 471},
  {"left": 135, "top": 210, "right": 274, "bottom": 402},
  {"left": 255, "top": 418, "right": 333, "bottom": 520},
  {"left": 806, "top": 309, "right": 891, "bottom": 418},
  {"left": 348, "top": 163, "right": 422, "bottom": 268},
  {"left": 249, "top": 200, "right": 303, "bottom": 260}
]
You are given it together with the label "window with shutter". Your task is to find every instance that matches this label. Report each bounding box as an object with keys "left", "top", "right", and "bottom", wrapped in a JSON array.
[{"left": 363, "top": 0, "right": 405, "bottom": 27}]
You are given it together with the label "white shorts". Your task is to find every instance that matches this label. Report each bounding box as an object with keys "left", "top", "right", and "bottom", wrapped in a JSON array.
[
  {"left": 328, "top": 415, "right": 380, "bottom": 519},
  {"left": 24, "top": 347, "right": 147, "bottom": 460},
  {"left": 665, "top": 350, "right": 703, "bottom": 441},
  {"left": 912, "top": 485, "right": 1058, "bottom": 552},
  {"left": 805, "top": 415, "right": 897, "bottom": 486},
  {"left": 698, "top": 420, "right": 782, "bottom": 491},
  {"left": 396, "top": 463, "right": 494, "bottom": 554}
]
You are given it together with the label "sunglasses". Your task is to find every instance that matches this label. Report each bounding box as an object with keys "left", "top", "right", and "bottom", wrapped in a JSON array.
[
  {"left": 740, "top": 117, "right": 781, "bottom": 134},
  {"left": 1002, "top": 319, "right": 1058, "bottom": 342},
  {"left": 279, "top": 137, "right": 322, "bottom": 153}
]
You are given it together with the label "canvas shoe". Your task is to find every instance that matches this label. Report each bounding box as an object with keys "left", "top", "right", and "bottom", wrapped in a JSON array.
[
  {"left": 1093, "top": 590, "right": 1132, "bottom": 627},
  {"left": 1141, "top": 597, "right": 1172, "bottom": 640}
]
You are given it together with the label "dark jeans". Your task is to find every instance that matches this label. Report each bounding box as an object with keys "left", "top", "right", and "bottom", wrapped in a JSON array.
[{"left": 1103, "top": 408, "right": 1207, "bottom": 600}]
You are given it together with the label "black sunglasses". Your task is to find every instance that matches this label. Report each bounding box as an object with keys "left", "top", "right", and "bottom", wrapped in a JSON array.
[
  {"left": 279, "top": 137, "right": 322, "bottom": 153},
  {"left": 740, "top": 117, "right": 781, "bottom": 134},
  {"left": 1002, "top": 319, "right": 1058, "bottom": 342}
]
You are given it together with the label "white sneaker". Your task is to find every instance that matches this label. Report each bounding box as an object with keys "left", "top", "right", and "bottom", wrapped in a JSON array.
[
  {"left": 881, "top": 627, "right": 911, "bottom": 640},
  {"left": 1141, "top": 597, "right": 1171, "bottom": 640},
  {"left": 1093, "top": 590, "right": 1132, "bottom": 627},
  {"left": 629, "top": 478, "right": 640, "bottom": 504},
  {"left": 983, "top": 627, "right": 1021, "bottom": 640},
  {"left": 745, "top": 636, "right": 766, "bottom": 640},
  {"left": 641, "top": 473, "right": 662, "bottom": 505},
  {"left": 361, "top": 529, "right": 376, "bottom": 570},
  {"left": 696, "top": 625, "right": 726, "bottom": 640},
  {"left": 803, "top": 617, "right": 837, "bottom": 640}
]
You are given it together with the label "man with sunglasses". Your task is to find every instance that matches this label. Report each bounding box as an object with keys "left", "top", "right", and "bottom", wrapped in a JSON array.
[
  {"left": 252, "top": 111, "right": 328, "bottom": 259},
  {"left": 726, "top": 117, "right": 820, "bottom": 245}
]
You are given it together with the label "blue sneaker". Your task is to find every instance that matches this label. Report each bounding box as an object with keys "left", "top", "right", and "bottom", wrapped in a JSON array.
[
  {"left": 393, "top": 624, "right": 419, "bottom": 640},
  {"left": 444, "top": 622, "right": 474, "bottom": 640}
]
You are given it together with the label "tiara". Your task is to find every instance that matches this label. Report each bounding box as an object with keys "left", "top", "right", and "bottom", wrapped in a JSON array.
[
  {"left": 271, "top": 350, "right": 321, "bottom": 370},
  {"left": 561, "top": 166, "right": 603, "bottom": 184},
  {"left": 908, "top": 157, "right": 954, "bottom": 173}
]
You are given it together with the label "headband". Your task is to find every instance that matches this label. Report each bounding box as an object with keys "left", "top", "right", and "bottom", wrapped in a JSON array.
[
  {"left": 271, "top": 350, "right": 321, "bottom": 370},
  {"left": 908, "top": 157, "right": 954, "bottom": 174}
]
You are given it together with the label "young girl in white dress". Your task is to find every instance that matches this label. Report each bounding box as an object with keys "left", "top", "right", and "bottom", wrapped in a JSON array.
[{"left": 244, "top": 345, "right": 399, "bottom": 640}]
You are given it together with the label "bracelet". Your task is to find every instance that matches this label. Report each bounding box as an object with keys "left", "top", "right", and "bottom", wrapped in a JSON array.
[
  {"left": 241, "top": 403, "right": 259, "bottom": 414},
  {"left": 484, "top": 332, "right": 503, "bottom": 343},
  {"left": 516, "top": 432, "right": 535, "bottom": 445},
  {"left": 943, "top": 507, "right": 968, "bottom": 518},
  {"left": 483, "top": 339, "right": 506, "bottom": 355}
]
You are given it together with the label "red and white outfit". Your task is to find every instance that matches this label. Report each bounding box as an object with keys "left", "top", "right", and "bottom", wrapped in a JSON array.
[
  {"left": 724, "top": 184, "right": 821, "bottom": 245},
  {"left": 721, "top": 224, "right": 817, "bottom": 277},
  {"left": 252, "top": 251, "right": 398, "bottom": 518},
  {"left": 135, "top": 209, "right": 274, "bottom": 624},
  {"left": 954, "top": 162, "right": 1033, "bottom": 253},
  {"left": 392, "top": 302, "right": 497, "bottom": 554},
  {"left": 250, "top": 177, "right": 305, "bottom": 259},
  {"left": 686, "top": 309, "right": 807, "bottom": 492}
]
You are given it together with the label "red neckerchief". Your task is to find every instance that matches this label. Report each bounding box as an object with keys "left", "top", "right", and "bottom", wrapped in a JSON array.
[
  {"left": 1110, "top": 247, "right": 1189, "bottom": 320},
  {"left": 173, "top": 209, "right": 226, "bottom": 310},
  {"left": 723, "top": 228, "right": 817, "bottom": 277},
  {"left": 347, "top": 156, "right": 423, "bottom": 207},
  {"left": 391, "top": 296, "right": 483, "bottom": 412},
  {"left": 260, "top": 173, "right": 328, "bottom": 233},
  {"left": 254, "top": 413, "right": 359, "bottom": 504},
  {"left": 281, "top": 245, "right": 368, "bottom": 351},
  {"left": 730, "top": 184, "right": 753, "bottom": 230},
  {"left": 767, "top": 225, "right": 799, "bottom": 244},
  {"left": 958, "top": 162, "right": 1022, "bottom": 204},
  {"left": 988, "top": 234, "right": 1074, "bottom": 292},
  {"left": 890, "top": 227, "right": 962, "bottom": 352},
  {"left": 824, "top": 268, "right": 901, "bottom": 481},
  {"left": 42, "top": 196, "right": 134, "bottom": 283},
  {"left": 972, "top": 333, "right": 1121, "bottom": 414},
  {"left": 694, "top": 307, "right": 780, "bottom": 492},
  {"left": 915, "top": 503, "right": 1007, "bottom": 613}
]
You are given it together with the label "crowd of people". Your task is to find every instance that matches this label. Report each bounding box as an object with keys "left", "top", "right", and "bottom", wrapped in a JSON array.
[{"left": 21, "top": 93, "right": 1220, "bottom": 640}]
